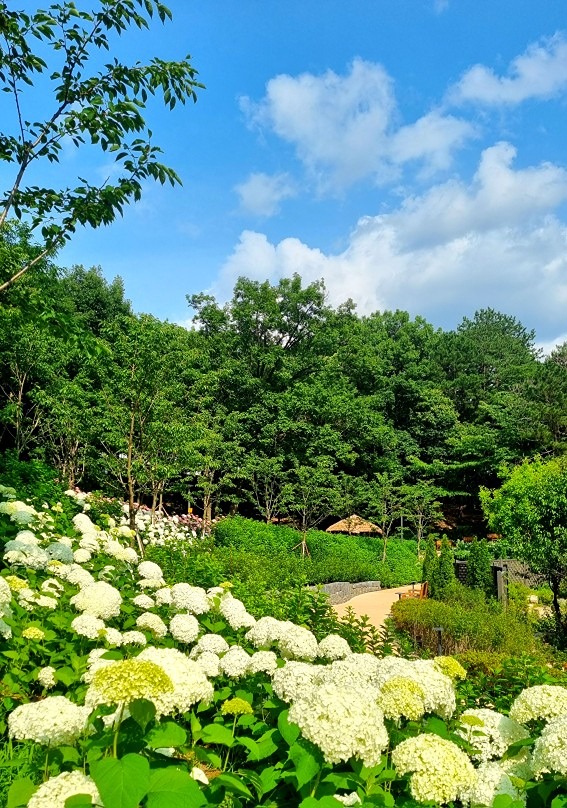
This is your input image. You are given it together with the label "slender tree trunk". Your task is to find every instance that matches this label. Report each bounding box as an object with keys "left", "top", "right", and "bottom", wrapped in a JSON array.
[{"left": 550, "top": 574, "right": 564, "bottom": 641}]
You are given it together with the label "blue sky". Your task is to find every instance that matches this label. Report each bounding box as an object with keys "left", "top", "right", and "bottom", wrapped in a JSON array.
[{"left": 13, "top": 0, "right": 567, "bottom": 347}]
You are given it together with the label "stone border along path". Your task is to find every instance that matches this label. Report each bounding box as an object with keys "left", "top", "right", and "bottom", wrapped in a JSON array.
[{"left": 332, "top": 584, "right": 416, "bottom": 628}]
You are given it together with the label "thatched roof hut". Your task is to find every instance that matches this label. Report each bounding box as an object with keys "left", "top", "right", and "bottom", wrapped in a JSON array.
[{"left": 326, "top": 514, "right": 383, "bottom": 536}]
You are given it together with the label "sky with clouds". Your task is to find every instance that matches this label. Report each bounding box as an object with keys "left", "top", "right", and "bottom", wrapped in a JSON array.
[{"left": 24, "top": 0, "right": 567, "bottom": 347}]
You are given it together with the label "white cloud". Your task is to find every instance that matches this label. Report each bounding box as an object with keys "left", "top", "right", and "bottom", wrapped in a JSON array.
[
  {"left": 235, "top": 172, "right": 296, "bottom": 216},
  {"left": 389, "top": 111, "right": 477, "bottom": 176},
  {"left": 215, "top": 147, "right": 567, "bottom": 340},
  {"left": 388, "top": 142, "right": 567, "bottom": 249},
  {"left": 537, "top": 333, "right": 567, "bottom": 356},
  {"left": 449, "top": 33, "right": 567, "bottom": 105},
  {"left": 241, "top": 59, "right": 474, "bottom": 191}
]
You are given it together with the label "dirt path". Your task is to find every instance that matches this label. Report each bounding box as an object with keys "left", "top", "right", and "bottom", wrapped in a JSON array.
[{"left": 333, "top": 584, "right": 416, "bottom": 628}]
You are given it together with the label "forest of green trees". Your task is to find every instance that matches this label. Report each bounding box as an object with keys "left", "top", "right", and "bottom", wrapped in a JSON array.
[{"left": 2, "top": 221, "right": 566, "bottom": 534}]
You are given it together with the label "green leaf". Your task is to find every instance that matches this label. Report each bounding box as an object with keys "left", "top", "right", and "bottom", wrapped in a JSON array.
[
  {"left": 65, "top": 795, "right": 96, "bottom": 807},
  {"left": 146, "top": 767, "right": 206, "bottom": 808},
  {"left": 55, "top": 666, "right": 76, "bottom": 686},
  {"left": 129, "top": 698, "right": 156, "bottom": 732},
  {"left": 300, "top": 798, "right": 343, "bottom": 808},
  {"left": 90, "top": 754, "right": 150, "bottom": 808},
  {"left": 146, "top": 721, "right": 187, "bottom": 749},
  {"left": 199, "top": 723, "right": 235, "bottom": 747},
  {"left": 213, "top": 773, "right": 254, "bottom": 799},
  {"left": 551, "top": 797, "right": 567, "bottom": 808},
  {"left": 7, "top": 778, "right": 37, "bottom": 808},
  {"left": 289, "top": 739, "right": 323, "bottom": 789},
  {"left": 278, "top": 709, "right": 300, "bottom": 746}
]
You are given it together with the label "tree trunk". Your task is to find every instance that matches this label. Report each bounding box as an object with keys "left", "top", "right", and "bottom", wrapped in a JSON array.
[{"left": 550, "top": 574, "right": 564, "bottom": 641}]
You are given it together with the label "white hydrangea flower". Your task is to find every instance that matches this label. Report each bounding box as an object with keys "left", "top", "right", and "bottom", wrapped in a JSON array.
[
  {"left": 194, "top": 651, "right": 221, "bottom": 678},
  {"left": 457, "top": 708, "right": 529, "bottom": 762},
  {"left": 37, "top": 666, "right": 57, "bottom": 689},
  {"left": 510, "top": 685, "right": 567, "bottom": 724},
  {"left": 14, "top": 530, "right": 39, "bottom": 545},
  {"left": 499, "top": 748, "right": 533, "bottom": 781},
  {"left": 40, "top": 578, "right": 64, "bottom": 596},
  {"left": 8, "top": 696, "right": 90, "bottom": 746},
  {"left": 73, "top": 548, "right": 91, "bottom": 563},
  {"left": 190, "top": 633, "right": 229, "bottom": 657},
  {"left": 132, "top": 594, "right": 155, "bottom": 610},
  {"left": 334, "top": 794, "right": 361, "bottom": 806},
  {"left": 79, "top": 535, "right": 100, "bottom": 553},
  {"left": 169, "top": 613, "right": 200, "bottom": 644},
  {"left": 136, "top": 612, "right": 168, "bottom": 638},
  {"left": 137, "top": 646, "right": 213, "bottom": 717},
  {"left": 461, "top": 762, "right": 526, "bottom": 806},
  {"left": 138, "top": 577, "right": 166, "bottom": 590},
  {"left": 532, "top": 714, "right": 567, "bottom": 776},
  {"left": 278, "top": 623, "right": 318, "bottom": 661},
  {"left": 248, "top": 650, "right": 278, "bottom": 676},
  {"left": 83, "top": 648, "right": 115, "bottom": 683},
  {"left": 171, "top": 583, "right": 210, "bottom": 614},
  {"left": 0, "top": 617, "right": 12, "bottom": 638},
  {"left": 138, "top": 560, "right": 163, "bottom": 579},
  {"left": 377, "top": 676, "right": 427, "bottom": 721},
  {"left": 218, "top": 592, "right": 256, "bottom": 629},
  {"left": 155, "top": 586, "right": 173, "bottom": 606},
  {"left": 62, "top": 564, "right": 95, "bottom": 588},
  {"left": 72, "top": 513, "right": 98, "bottom": 535},
  {"left": 245, "top": 616, "right": 286, "bottom": 648},
  {"left": 391, "top": 733, "right": 476, "bottom": 804},
  {"left": 371, "top": 657, "right": 456, "bottom": 719},
  {"left": 219, "top": 645, "right": 251, "bottom": 678},
  {"left": 0, "top": 576, "right": 12, "bottom": 606},
  {"left": 289, "top": 680, "right": 388, "bottom": 767},
  {"left": 70, "top": 581, "right": 122, "bottom": 619},
  {"left": 271, "top": 661, "right": 319, "bottom": 703},
  {"left": 104, "top": 540, "right": 138, "bottom": 563},
  {"left": 4, "top": 541, "right": 49, "bottom": 569},
  {"left": 103, "top": 627, "right": 123, "bottom": 646},
  {"left": 28, "top": 770, "right": 102, "bottom": 808},
  {"left": 71, "top": 613, "right": 106, "bottom": 640},
  {"left": 317, "top": 634, "right": 352, "bottom": 660},
  {"left": 121, "top": 630, "right": 148, "bottom": 646},
  {"left": 57, "top": 537, "right": 74, "bottom": 548}
]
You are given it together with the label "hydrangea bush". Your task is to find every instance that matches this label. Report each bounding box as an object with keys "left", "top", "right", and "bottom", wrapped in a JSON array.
[{"left": 0, "top": 486, "right": 566, "bottom": 807}]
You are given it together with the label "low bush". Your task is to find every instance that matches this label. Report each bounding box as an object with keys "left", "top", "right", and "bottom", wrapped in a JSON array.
[
  {"left": 456, "top": 652, "right": 567, "bottom": 713},
  {"left": 390, "top": 592, "right": 537, "bottom": 657}
]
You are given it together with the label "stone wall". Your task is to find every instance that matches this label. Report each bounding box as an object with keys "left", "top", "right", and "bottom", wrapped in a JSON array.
[{"left": 308, "top": 580, "right": 382, "bottom": 605}]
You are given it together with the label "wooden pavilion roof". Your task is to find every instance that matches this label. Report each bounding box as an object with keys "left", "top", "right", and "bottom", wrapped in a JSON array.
[{"left": 326, "top": 514, "right": 383, "bottom": 535}]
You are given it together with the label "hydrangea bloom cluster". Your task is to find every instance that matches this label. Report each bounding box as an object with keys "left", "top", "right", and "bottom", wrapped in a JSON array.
[
  {"left": 457, "top": 708, "right": 529, "bottom": 762},
  {"left": 531, "top": 714, "right": 567, "bottom": 776},
  {"left": 85, "top": 658, "right": 174, "bottom": 708},
  {"left": 8, "top": 696, "right": 90, "bottom": 746},
  {"left": 461, "top": 762, "right": 526, "bottom": 807},
  {"left": 137, "top": 647, "right": 213, "bottom": 716},
  {"left": 288, "top": 680, "right": 389, "bottom": 767},
  {"left": 27, "top": 770, "right": 102, "bottom": 808},
  {"left": 509, "top": 684, "right": 567, "bottom": 724},
  {"left": 391, "top": 734, "right": 476, "bottom": 804},
  {"left": 70, "top": 581, "right": 122, "bottom": 619}
]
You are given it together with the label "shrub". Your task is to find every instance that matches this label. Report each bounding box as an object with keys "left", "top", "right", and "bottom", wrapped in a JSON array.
[
  {"left": 422, "top": 534, "right": 437, "bottom": 584},
  {"left": 390, "top": 594, "right": 537, "bottom": 657},
  {"left": 430, "top": 536, "right": 457, "bottom": 600},
  {"left": 466, "top": 538, "right": 493, "bottom": 597}
]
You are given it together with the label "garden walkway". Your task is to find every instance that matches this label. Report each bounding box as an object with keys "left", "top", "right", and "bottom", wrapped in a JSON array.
[{"left": 332, "top": 584, "right": 415, "bottom": 628}]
